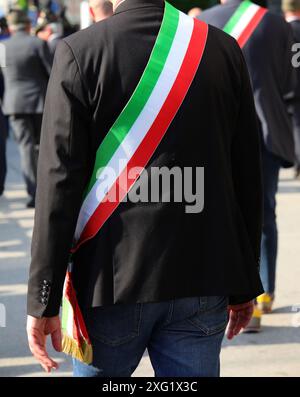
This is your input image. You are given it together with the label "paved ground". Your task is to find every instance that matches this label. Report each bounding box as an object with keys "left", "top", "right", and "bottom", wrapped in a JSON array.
[{"left": 0, "top": 138, "right": 300, "bottom": 377}]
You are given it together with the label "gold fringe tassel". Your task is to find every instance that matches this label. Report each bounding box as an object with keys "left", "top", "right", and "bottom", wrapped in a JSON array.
[{"left": 62, "top": 333, "right": 93, "bottom": 365}]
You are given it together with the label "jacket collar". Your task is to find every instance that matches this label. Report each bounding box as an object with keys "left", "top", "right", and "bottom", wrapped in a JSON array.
[{"left": 114, "top": 0, "right": 165, "bottom": 15}]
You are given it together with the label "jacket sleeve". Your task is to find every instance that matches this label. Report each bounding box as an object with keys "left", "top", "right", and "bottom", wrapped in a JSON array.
[
  {"left": 287, "top": 24, "right": 300, "bottom": 166},
  {"left": 291, "top": 86, "right": 300, "bottom": 166},
  {"left": 282, "top": 22, "right": 298, "bottom": 102},
  {"left": 229, "top": 49, "right": 264, "bottom": 306},
  {"left": 27, "top": 40, "right": 92, "bottom": 318}
]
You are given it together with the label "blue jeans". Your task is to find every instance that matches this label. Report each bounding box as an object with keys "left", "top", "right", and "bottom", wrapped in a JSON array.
[
  {"left": 73, "top": 296, "right": 228, "bottom": 377},
  {"left": 260, "top": 146, "right": 281, "bottom": 294}
]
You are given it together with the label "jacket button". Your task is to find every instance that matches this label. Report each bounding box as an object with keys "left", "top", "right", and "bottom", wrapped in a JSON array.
[{"left": 41, "top": 298, "right": 48, "bottom": 306}]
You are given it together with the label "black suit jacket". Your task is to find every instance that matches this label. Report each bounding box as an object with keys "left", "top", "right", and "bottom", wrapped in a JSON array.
[
  {"left": 288, "top": 19, "right": 300, "bottom": 166},
  {"left": 199, "top": 0, "right": 296, "bottom": 165},
  {"left": 0, "top": 70, "right": 7, "bottom": 192},
  {"left": 27, "top": 0, "right": 263, "bottom": 318},
  {"left": 2, "top": 31, "right": 52, "bottom": 115}
]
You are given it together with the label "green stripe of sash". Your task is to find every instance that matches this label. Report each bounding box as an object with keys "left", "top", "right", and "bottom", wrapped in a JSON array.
[
  {"left": 223, "top": 0, "right": 253, "bottom": 34},
  {"left": 84, "top": 2, "right": 179, "bottom": 198}
]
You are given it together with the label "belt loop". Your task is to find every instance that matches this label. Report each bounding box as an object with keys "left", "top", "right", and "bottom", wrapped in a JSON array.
[
  {"left": 165, "top": 299, "right": 174, "bottom": 325},
  {"left": 199, "top": 296, "right": 207, "bottom": 312}
]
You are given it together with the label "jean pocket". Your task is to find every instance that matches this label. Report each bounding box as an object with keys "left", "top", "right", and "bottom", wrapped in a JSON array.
[
  {"left": 84, "top": 303, "right": 142, "bottom": 346},
  {"left": 188, "top": 296, "right": 229, "bottom": 336}
]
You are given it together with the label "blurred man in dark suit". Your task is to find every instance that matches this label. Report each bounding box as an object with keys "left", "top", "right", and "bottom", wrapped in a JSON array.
[
  {"left": 2, "top": 10, "right": 52, "bottom": 207},
  {"left": 283, "top": 0, "right": 300, "bottom": 179},
  {"left": 0, "top": 17, "right": 10, "bottom": 41},
  {"left": 36, "top": 13, "right": 63, "bottom": 57},
  {"left": 0, "top": 70, "right": 7, "bottom": 196},
  {"left": 200, "top": 0, "right": 297, "bottom": 331}
]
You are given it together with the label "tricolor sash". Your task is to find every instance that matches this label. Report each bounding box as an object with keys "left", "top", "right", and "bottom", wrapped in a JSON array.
[
  {"left": 223, "top": 0, "right": 267, "bottom": 48},
  {"left": 61, "top": 2, "right": 208, "bottom": 364}
]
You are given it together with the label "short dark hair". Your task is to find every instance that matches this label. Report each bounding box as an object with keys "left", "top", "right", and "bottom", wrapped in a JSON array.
[{"left": 7, "top": 9, "right": 31, "bottom": 31}]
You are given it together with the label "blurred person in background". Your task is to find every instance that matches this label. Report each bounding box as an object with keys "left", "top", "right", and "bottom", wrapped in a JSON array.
[
  {"left": 35, "top": 13, "right": 63, "bottom": 56},
  {"left": 0, "top": 17, "right": 10, "bottom": 40},
  {"left": 0, "top": 17, "right": 9, "bottom": 197},
  {"left": 89, "top": 0, "right": 113, "bottom": 22},
  {"left": 9, "top": 0, "right": 28, "bottom": 11},
  {"left": 0, "top": 70, "right": 7, "bottom": 196},
  {"left": 37, "top": 0, "right": 52, "bottom": 11},
  {"left": 188, "top": 7, "right": 202, "bottom": 18},
  {"left": 37, "top": 2, "right": 76, "bottom": 37},
  {"left": 199, "top": 0, "right": 297, "bottom": 332},
  {"left": 2, "top": 9, "right": 52, "bottom": 208},
  {"left": 283, "top": 0, "right": 300, "bottom": 180}
]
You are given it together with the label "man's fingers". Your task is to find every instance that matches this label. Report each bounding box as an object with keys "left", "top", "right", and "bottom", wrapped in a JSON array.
[
  {"left": 226, "top": 310, "right": 238, "bottom": 339},
  {"left": 28, "top": 331, "right": 58, "bottom": 371},
  {"left": 227, "top": 304, "right": 255, "bottom": 339},
  {"left": 235, "top": 306, "right": 253, "bottom": 331},
  {"left": 29, "top": 340, "right": 56, "bottom": 368},
  {"left": 28, "top": 332, "right": 47, "bottom": 359},
  {"left": 232, "top": 312, "right": 243, "bottom": 336},
  {"left": 31, "top": 345, "right": 59, "bottom": 371},
  {"left": 227, "top": 311, "right": 246, "bottom": 339},
  {"left": 41, "top": 364, "right": 51, "bottom": 373},
  {"left": 51, "top": 328, "right": 62, "bottom": 353},
  {"left": 27, "top": 316, "right": 62, "bottom": 373}
]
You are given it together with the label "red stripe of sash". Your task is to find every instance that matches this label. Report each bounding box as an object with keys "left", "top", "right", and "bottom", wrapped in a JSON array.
[{"left": 238, "top": 7, "right": 267, "bottom": 48}]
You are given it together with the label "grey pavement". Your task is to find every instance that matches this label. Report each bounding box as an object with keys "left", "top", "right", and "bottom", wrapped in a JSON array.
[{"left": 0, "top": 138, "right": 300, "bottom": 377}]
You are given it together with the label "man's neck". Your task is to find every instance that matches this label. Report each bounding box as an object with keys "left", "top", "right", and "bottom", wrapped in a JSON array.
[{"left": 94, "top": 12, "right": 108, "bottom": 22}]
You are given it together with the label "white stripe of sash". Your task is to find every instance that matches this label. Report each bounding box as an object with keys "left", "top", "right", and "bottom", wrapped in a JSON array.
[{"left": 230, "top": 3, "right": 260, "bottom": 40}]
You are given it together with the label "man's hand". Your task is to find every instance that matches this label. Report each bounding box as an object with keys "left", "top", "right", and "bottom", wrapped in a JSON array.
[
  {"left": 27, "top": 315, "right": 62, "bottom": 373},
  {"left": 226, "top": 300, "right": 254, "bottom": 340}
]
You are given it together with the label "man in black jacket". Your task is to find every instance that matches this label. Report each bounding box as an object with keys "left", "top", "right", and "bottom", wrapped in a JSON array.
[
  {"left": 0, "top": 70, "right": 7, "bottom": 196},
  {"left": 199, "top": 0, "right": 296, "bottom": 331},
  {"left": 27, "top": 0, "right": 263, "bottom": 376},
  {"left": 283, "top": 0, "right": 300, "bottom": 179}
]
